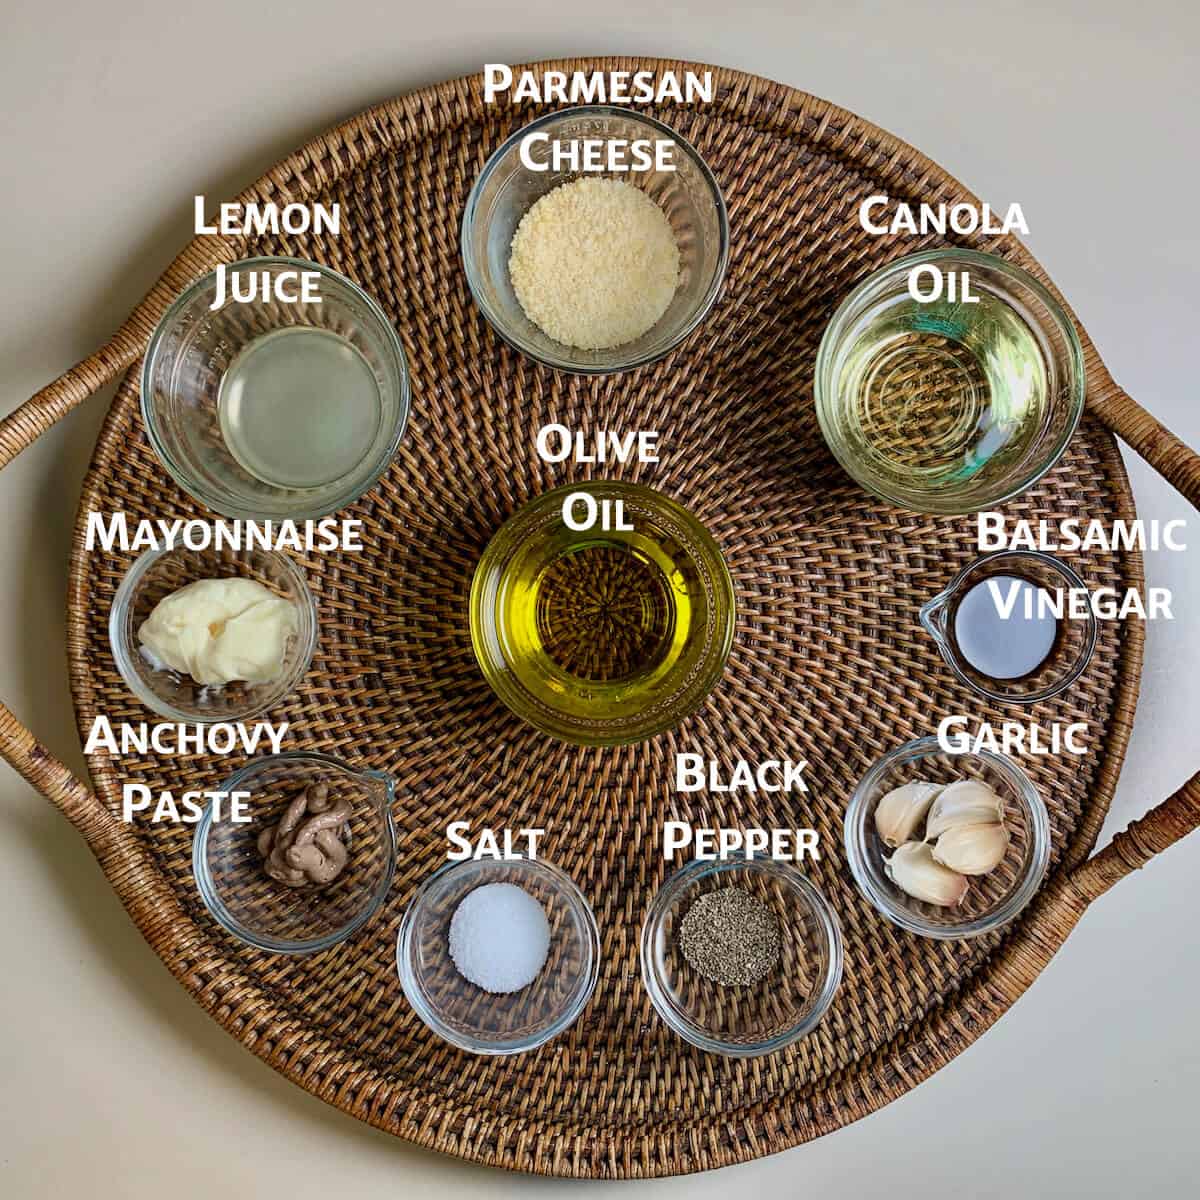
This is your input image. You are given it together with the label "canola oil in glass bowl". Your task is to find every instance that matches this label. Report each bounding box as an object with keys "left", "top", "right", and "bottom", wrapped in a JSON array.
[
  {"left": 470, "top": 482, "right": 736, "bottom": 746},
  {"left": 840, "top": 289, "right": 1046, "bottom": 491},
  {"left": 815, "top": 250, "right": 1085, "bottom": 515}
]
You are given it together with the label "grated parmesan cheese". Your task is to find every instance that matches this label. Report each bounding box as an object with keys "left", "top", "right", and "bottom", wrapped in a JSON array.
[{"left": 508, "top": 177, "right": 680, "bottom": 350}]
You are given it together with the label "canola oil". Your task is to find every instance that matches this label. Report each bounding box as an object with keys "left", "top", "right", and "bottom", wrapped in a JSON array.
[{"left": 835, "top": 289, "right": 1049, "bottom": 494}]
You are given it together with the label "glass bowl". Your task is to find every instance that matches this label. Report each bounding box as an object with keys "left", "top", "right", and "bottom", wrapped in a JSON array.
[
  {"left": 920, "top": 550, "right": 1098, "bottom": 704},
  {"left": 194, "top": 751, "right": 396, "bottom": 954},
  {"left": 461, "top": 106, "right": 729, "bottom": 373},
  {"left": 814, "top": 249, "right": 1085, "bottom": 514},
  {"left": 640, "top": 855, "right": 843, "bottom": 1057},
  {"left": 469, "top": 481, "right": 736, "bottom": 746},
  {"left": 109, "top": 545, "right": 317, "bottom": 722},
  {"left": 141, "top": 256, "right": 410, "bottom": 520},
  {"left": 844, "top": 736, "right": 1051, "bottom": 939},
  {"left": 396, "top": 857, "right": 600, "bottom": 1055}
]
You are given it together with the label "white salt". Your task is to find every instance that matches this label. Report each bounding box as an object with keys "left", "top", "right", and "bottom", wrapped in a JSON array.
[
  {"left": 448, "top": 882, "right": 551, "bottom": 994},
  {"left": 954, "top": 574, "right": 1058, "bottom": 680}
]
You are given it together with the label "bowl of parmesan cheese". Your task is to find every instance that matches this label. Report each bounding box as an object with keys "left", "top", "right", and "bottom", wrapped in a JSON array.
[{"left": 462, "top": 106, "right": 728, "bottom": 374}]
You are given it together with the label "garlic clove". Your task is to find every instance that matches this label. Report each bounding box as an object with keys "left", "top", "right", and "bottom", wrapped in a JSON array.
[
  {"left": 931, "top": 822, "right": 1011, "bottom": 875},
  {"left": 874, "top": 780, "right": 943, "bottom": 848},
  {"left": 925, "top": 779, "right": 1005, "bottom": 841},
  {"left": 883, "top": 841, "right": 969, "bottom": 907}
]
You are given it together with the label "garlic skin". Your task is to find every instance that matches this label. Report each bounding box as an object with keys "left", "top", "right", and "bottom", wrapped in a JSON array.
[
  {"left": 884, "top": 841, "right": 969, "bottom": 907},
  {"left": 925, "top": 780, "right": 1005, "bottom": 841},
  {"left": 874, "top": 781, "right": 943, "bottom": 848},
  {"left": 932, "top": 822, "right": 1011, "bottom": 875}
]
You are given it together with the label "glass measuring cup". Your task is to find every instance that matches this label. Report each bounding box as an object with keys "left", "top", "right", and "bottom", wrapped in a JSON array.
[
  {"left": 919, "top": 550, "right": 1098, "bottom": 704},
  {"left": 193, "top": 751, "right": 396, "bottom": 954}
]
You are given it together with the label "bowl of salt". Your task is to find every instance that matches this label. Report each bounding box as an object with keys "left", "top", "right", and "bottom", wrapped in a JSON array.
[{"left": 396, "top": 857, "right": 600, "bottom": 1055}]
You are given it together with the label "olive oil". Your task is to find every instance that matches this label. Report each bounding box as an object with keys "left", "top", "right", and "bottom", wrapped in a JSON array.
[
  {"left": 499, "top": 532, "right": 695, "bottom": 705},
  {"left": 471, "top": 483, "right": 736, "bottom": 745},
  {"left": 834, "top": 289, "right": 1049, "bottom": 497}
]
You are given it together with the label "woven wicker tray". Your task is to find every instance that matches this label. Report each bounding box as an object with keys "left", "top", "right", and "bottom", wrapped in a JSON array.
[{"left": 3, "top": 58, "right": 1199, "bottom": 1179}]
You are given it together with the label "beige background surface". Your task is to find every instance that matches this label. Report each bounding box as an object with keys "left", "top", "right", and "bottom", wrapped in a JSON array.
[{"left": 2, "top": 1, "right": 1198, "bottom": 1195}]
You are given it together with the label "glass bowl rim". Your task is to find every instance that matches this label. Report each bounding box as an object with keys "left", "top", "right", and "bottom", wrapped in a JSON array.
[
  {"left": 843, "top": 735, "right": 1052, "bottom": 939},
  {"left": 108, "top": 544, "right": 319, "bottom": 723},
  {"left": 395, "top": 855, "right": 601, "bottom": 1056},
  {"left": 192, "top": 750, "right": 397, "bottom": 955},
  {"left": 467, "top": 479, "right": 737, "bottom": 746},
  {"left": 918, "top": 548, "right": 1099, "bottom": 705},
  {"left": 139, "top": 254, "right": 411, "bottom": 521},
  {"left": 813, "top": 247, "right": 1087, "bottom": 516},
  {"left": 460, "top": 105, "right": 731, "bottom": 376},
  {"left": 639, "top": 853, "right": 844, "bottom": 1058}
]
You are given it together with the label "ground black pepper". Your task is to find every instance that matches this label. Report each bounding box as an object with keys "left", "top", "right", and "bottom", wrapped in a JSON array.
[{"left": 678, "top": 886, "right": 781, "bottom": 987}]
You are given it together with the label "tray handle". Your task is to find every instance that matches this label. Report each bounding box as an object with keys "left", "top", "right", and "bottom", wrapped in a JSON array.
[
  {"left": 0, "top": 248, "right": 222, "bottom": 833},
  {"left": 1, "top": 337, "right": 142, "bottom": 847},
  {"left": 0, "top": 702, "right": 120, "bottom": 852},
  {"left": 0, "top": 242, "right": 229, "bottom": 469},
  {"left": 0, "top": 339, "right": 137, "bottom": 469},
  {"left": 1068, "top": 385, "right": 1200, "bottom": 902}
]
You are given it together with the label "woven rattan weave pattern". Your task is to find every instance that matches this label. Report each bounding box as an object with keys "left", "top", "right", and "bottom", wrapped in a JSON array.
[{"left": 3, "top": 58, "right": 1189, "bottom": 1176}]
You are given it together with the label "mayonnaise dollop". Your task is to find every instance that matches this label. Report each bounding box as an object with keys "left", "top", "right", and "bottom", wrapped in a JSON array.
[{"left": 137, "top": 577, "right": 299, "bottom": 687}]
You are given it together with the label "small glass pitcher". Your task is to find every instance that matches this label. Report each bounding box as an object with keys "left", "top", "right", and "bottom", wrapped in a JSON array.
[
  {"left": 919, "top": 549, "right": 1097, "bottom": 705},
  {"left": 193, "top": 751, "right": 396, "bottom": 953}
]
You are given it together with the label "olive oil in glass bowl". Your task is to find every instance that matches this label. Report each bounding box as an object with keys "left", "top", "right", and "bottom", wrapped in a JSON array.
[
  {"left": 815, "top": 249, "right": 1085, "bottom": 515},
  {"left": 469, "top": 482, "right": 736, "bottom": 746}
]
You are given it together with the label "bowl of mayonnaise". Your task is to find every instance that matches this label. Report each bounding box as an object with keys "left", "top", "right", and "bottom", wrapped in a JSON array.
[{"left": 109, "top": 545, "right": 317, "bottom": 722}]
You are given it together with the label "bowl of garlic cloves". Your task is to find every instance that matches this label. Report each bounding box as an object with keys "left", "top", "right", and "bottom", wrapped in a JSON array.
[{"left": 843, "top": 737, "right": 1051, "bottom": 938}]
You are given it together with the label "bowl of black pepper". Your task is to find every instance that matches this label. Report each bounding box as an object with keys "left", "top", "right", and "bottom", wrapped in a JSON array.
[{"left": 640, "top": 854, "right": 843, "bottom": 1057}]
